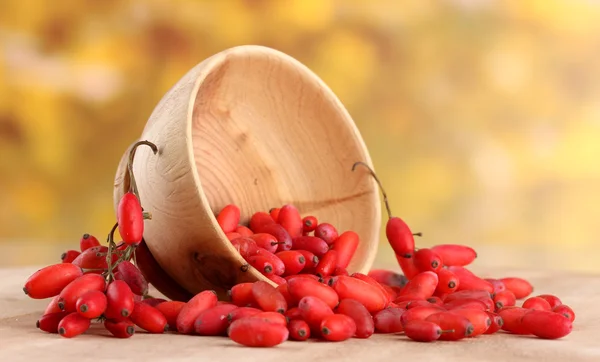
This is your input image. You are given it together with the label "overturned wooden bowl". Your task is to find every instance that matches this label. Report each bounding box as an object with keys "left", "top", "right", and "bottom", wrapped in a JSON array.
[{"left": 113, "top": 45, "right": 381, "bottom": 299}]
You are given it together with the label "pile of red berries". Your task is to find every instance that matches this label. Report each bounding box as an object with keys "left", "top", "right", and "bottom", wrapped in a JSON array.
[{"left": 22, "top": 143, "right": 575, "bottom": 346}]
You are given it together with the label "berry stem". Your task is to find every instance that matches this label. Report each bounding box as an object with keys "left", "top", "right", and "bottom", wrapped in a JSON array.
[
  {"left": 352, "top": 161, "right": 392, "bottom": 219},
  {"left": 127, "top": 140, "right": 158, "bottom": 203}
]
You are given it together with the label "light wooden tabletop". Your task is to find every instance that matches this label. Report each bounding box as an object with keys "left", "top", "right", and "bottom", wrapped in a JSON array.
[{"left": 1, "top": 265, "right": 598, "bottom": 362}]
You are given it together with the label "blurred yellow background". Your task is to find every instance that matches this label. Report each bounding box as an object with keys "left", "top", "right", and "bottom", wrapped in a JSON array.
[{"left": 1, "top": 0, "right": 599, "bottom": 273}]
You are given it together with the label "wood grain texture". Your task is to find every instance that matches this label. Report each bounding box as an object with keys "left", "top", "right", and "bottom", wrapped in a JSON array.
[
  {"left": 2, "top": 264, "right": 598, "bottom": 362},
  {"left": 113, "top": 46, "right": 381, "bottom": 298}
]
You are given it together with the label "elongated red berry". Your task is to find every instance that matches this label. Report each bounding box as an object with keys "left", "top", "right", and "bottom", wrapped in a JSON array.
[
  {"left": 229, "top": 318, "right": 289, "bottom": 347},
  {"left": 115, "top": 260, "right": 148, "bottom": 296},
  {"left": 61, "top": 250, "right": 80, "bottom": 263},
  {"left": 522, "top": 296, "right": 551, "bottom": 311},
  {"left": 431, "top": 244, "right": 477, "bottom": 266},
  {"left": 117, "top": 192, "right": 144, "bottom": 245},
  {"left": 386, "top": 217, "right": 415, "bottom": 258},
  {"left": 499, "top": 307, "right": 531, "bottom": 334},
  {"left": 252, "top": 281, "right": 287, "bottom": 313},
  {"left": 76, "top": 290, "right": 107, "bottom": 319},
  {"left": 494, "top": 290, "right": 517, "bottom": 311},
  {"left": 253, "top": 311, "right": 288, "bottom": 326},
  {"left": 314, "top": 223, "right": 338, "bottom": 245},
  {"left": 104, "top": 319, "right": 135, "bottom": 338},
  {"left": 351, "top": 272, "right": 393, "bottom": 305},
  {"left": 435, "top": 268, "right": 459, "bottom": 295},
  {"left": 297, "top": 250, "right": 319, "bottom": 271},
  {"left": 254, "top": 224, "right": 292, "bottom": 252},
  {"left": 194, "top": 304, "right": 238, "bottom": 335},
  {"left": 71, "top": 246, "right": 118, "bottom": 271},
  {"left": 331, "top": 276, "right": 388, "bottom": 313},
  {"left": 414, "top": 248, "right": 442, "bottom": 273},
  {"left": 235, "top": 225, "right": 253, "bottom": 237},
  {"left": 374, "top": 307, "right": 405, "bottom": 333},
  {"left": 216, "top": 204, "right": 240, "bottom": 233},
  {"left": 287, "top": 277, "right": 339, "bottom": 309},
  {"left": 397, "top": 271, "right": 438, "bottom": 301},
  {"left": 276, "top": 251, "right": 306, "bottom": 276},
  {"left": 226, "top": 232, "right": 242, "bottom": 241},
  {"left": 404, "top": 320, "right": 447, "bottom": 342},
  {"left": 227, "top": 307, "right": 262, "bottom": 324},
  {"left": 315, "top": 250, "right": 338, "bottom": 278},
  {"left": 230, "top": 238, "right": 259, "bottom": 259},
  {"left": 284, "top": 307, "right": 303, "bottom": 321},
  {"left": 336, "top": 299, "right": 374, "bottom": 338},
  {"left": 104, "top": 280, "right": 135, "bottom": 320},
  {"left": 484, "top": 311, "right": 503, "bottom": 334},
  {"left": 130, "top": 301, "right": 167, "bottom": 333},
  {"left": 522, "top": 310, "right": 572, "bottom": 339},
  {"left": 269, "top": 207, "right": 281, "bottom": 222},
  {"left": 538, "top": 294, "right": 562, "bottom": 309},
  {"left": 177, "top": 290, "right": 218, "bottom": 334},
  {"left": 321, "top": 314, "right": 356, "bottom": 342},
  {"left": 249, "top": 212, "right": 275, "bottom": 231},
  {"left": 396, "top": 254, "right": 420, "bottom": 280},
  {"left": 291, "top": 236, "right": 329, "bottom": 258},
  {"left": 400, "top": 306, "right": 445, "bottom": 326},
  {"left": 247, "top": 255, "right": 274, "bottom": 276},
  {"left": 302, "top": 216, "right": 318, "bottom": 233},
  {"left": 24, "top": 263, "right": 83, "bottom": 299},
  {"left": 448, "top": 266, "right": 494, "bottom": 294},
  {"left": 332, "top": 231, "right": 359, "bottom": 269},
  {"left": 58, "top": 312, "right": 90, "bottom": 338},
  {"left": 155, "top": 301, "right": 185, "bottom": 329},
  {"left": 450, "top": 308, "right": 491, "bottom": 336},
  {"left": 229, "top": 283, "right": 256, "bottom": 307},
  {"left": 298, "top": 296, "right": 334, "bottom": 332},
  {"left": 500, "top": 277, "right": 533, "bottom": 299},
  {"left": 553, "top": 305, "right": 575, "bottom": 322},
  {"left": 37, "top": 312, "right": 69, "bottom": 333},
  {"left": 79, "top": 234, "right": 100, "bottom": 252},
  {"left": 425, "top": 312, "right": 474, "bottom": 341},
  {"left": 288, "top": 319, "right": 310, "bottom": 341},
  {"left": 267, "top": 274, "right": 287, "bottom": 286},
  {"left": 278, "top": 204, "right": 303, "bottom": 238},
  {"left": 250, "top": 233, "right": 279, "bottom": 253}
]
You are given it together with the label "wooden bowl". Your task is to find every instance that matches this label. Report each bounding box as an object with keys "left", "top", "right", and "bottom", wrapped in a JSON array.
[{"left": 113, "top": 45, "right": 381, "bottom": 299}]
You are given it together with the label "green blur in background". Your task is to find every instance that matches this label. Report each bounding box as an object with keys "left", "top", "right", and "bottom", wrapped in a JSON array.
[{"left": 1, "top": 0, "right": 599, "bottom": 272}]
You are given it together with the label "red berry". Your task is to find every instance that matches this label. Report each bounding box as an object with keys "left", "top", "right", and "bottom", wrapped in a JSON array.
[
  {"left": 276, "top": 251, "right": 306, "bottom": 276},
  {"left": 500, "top": 277, "right": 533, "bottom": 299},
  {"left": 351, "top": 272, "right": 393, "bottom": 305},
  {"left": 321, "top": 314, "right": 356, "bottom": 342},
  {"left": 296, "top": 250, "right": 319, "bottom": 271},
  {"left": 484, "top": 278, "right": 506, "bottom": 294},
  {"left": 278, "top": 204, "right": 303, "bottom": 238},
  {"left": 314, "top": 223, "right": 339, "bottom": 245},
  {"left": 522, "top": 296, "right": 551, "bottom": 311},
  {"left": 230, "top": 237, "right": 259, "bottom": 258},
  {"left": 117, "top": 192, "right": 144, "bottom": 245},
  {"left": 315, "top": 250, "right": 338, "bottom": 277},
  {"left": 249, "top": 212, "right": 275, "bottom": 231},
  {"left": 267, "top": 274, "right": 287, "bottom": 286},
  {"left": 484, "top": 311, "right": 503, "bottom": 334},
  {"left": 435, "top": 268, "right": 459, "bottom": 295},
  {"left": 76, "top": 290, "right": 107, "bottom": 319},
  {"left": 226, "top": 232, "right": 242, "bottom": 241},
  {"left": 331, "top": 276, "right": 388, "bottom": 313},
  {"left": 498, "top": 307, "right": 531, "bottom": 335},
  {"left": 79, "top": 234, "right": 100, "bottom": 252},
  {"left": 298, "top": 296, "right": 334, "bottom": 332},
  {"left": 431, "top": 244, "right": 477, "bottom": 267},
  {"left": 284, "top": 307, "right": 303, "bottom": 321},
  {"left": 291, "top": 236, "right": 329, "bottom": 258},
  {"left": 37, "top": 312, "right": 69, "bottom": 333},
  {"left": 287, "top": 277, "right": 339, "bottom": 309},
  {"left": 24, "top": 263, "right": 83, "bottom": 299},
  {"left": 194, "top": 304, "right": 238, "bottom": 335},
  {"left": 229, "top": 283, "right": 256, "bottom": 307},
  {"left": 130, "top": 301, "right": 168, "bottom": 333},
  {"left": 396, "top": 254, "right": 420, "bottom": 279},
  {"left": 450, "top": 308, "right": 491, "bottom": 336},
  {"left": 400, "top": 306, "right": 445, "bottom": 326},
  {"left": 61, "top": 250, "right": 81, "bottom": 263},
  {"left": 269, "top": 207, "right": 281, "bottom": 222},
  {"left": 155, "top": 301, "right": 185, "bottom": 330},
  {"left": 228, "top": 318, "right": 289, "bottom": 347},
  {"left": 58, "top": 274, "right": 106, "bottom": 312},
  {"left": 386, "top": 218, "right": 415, "bottom": 258},
  {"left": 177, "top": 290, "right": 218, "bottom": 334},
  {"left": 332, "top": 231, "right": 359, "bottom": 269},
  {"left": 302, "top": 216, "right": 318, "bottom": 233},
  {"left": 104, "top": 319, "right": 135, "bottom": 338},
  {"left": 58, "top": 312, "right": 90, "bottom": 338},
  {"left": 374, "top": 307, "right": 405, "bottom": 333},
  {"left": 288, "top": 319, "right": 310, "bottom": 341},
  {"left": 494, "top": 290, "right": 517, "bottom": 311},
  {"left": 425, "top": 312, "right": 474, "bottom": 341},
  {"left": 216, "top": 204, "right": 240, "bottom": 234},
  {"left": 396, "top": 271, "right": 438, "bottom": 301},
  {"left": 115, "top": 260, "right": 148, "bottom": 296},
  {"left": 522, "top": 310, "right": 573, "bottom": 339},
  {"left": 253, "top": 311, "right": 288, "bottom": 326},
  {"left": 254, "top": 248, "right": 285, "bottom": 275},
  {"left": 404, "top": 320, "right": 446, "bottom": 342},
  {"left": 334, "top": 267, "right": 350, "bottom": 276},
  {"left": 255, "top": 224, "right": 292, "bottom": 252},
  {"left": 44, "top": 296, "right": 62, "bottom": 315},
  {"left": 553, "top": 304, "right": 575, "bottom": 322},
  {"left": 414, "top": 248, "right": 443, "bottom": 273},
  {"left": 249, "top": 233, "right": 279, "bottom": 253},
  {"left": 104, "top": 280, "right": 135, "bottom": 320},
  {"left": 247, "top": 255, "right": 274, "bottom": 276},
  {"left": 335, "top": 299, "right": 374, "bottom": 338},
  {"left": 444, "top": 298, "right": 489, "bottom": 311},
  {"left": 448, "top": 266, "right": 494, "bottom": 294},
  {"left": 227, "top": 307, "right": 262, "bottom": 324},
  {"left": 537, "top": 294, "right": 562, "bottom": 309},
  {"left": 252, "top": 281, "right": 287, "bottom": 313},
  {"left": 71, "top": 246, "right": 118, "bottom": 272}
]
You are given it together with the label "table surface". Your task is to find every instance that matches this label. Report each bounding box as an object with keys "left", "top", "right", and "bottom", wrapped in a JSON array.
[{"left": 1, "top": 265, "right": 598, "bottom": 362}]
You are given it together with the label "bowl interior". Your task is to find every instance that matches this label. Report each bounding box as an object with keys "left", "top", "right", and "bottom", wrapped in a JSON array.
[{"left": 190, "top": 47, "right": 380, "bottom": 272}]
